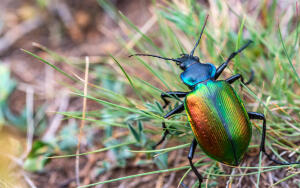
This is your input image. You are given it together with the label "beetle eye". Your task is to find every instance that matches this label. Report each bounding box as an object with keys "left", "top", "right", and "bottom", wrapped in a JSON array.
[
  {"left": 180, "top": 63, "right": 185, "bottom": 69},
  {"left": 194, "top": 56, "right": 199, "bottom": 62}
]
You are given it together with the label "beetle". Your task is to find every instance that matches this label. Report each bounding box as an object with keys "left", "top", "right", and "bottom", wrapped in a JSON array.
[{"left": 130, "top": 16, "right": 300, "bottom": 187}]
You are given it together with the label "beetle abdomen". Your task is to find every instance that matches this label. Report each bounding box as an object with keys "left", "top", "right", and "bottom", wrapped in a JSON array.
[{"left": 184, "top": 80, "right": 251, "bottom": 166}]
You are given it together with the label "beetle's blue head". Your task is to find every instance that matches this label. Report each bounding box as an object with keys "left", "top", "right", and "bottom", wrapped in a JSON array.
[
  {"left": 171, "top": 15, "right": 216, "bottom": 87},
  {"left": 174, "top": 54, "right": 216, "bottom": 87},
  {"left": 175, "top": 54, "right": 199, "bottom": 70},
  {"left": 129, "top": 15, "right": 214, "bottom": 88}
]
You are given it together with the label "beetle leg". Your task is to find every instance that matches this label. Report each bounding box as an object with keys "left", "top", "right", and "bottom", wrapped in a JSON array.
[
  {"left": 161, "top": 91, "right": 189, "bottom": 108},
  {"left": 152, "top": 122, "right": 168, "bottom": 149},
  {"left": 226, "top": 71, "right": 254, "bottom": 85},
  {"left": 214, "top": 40, "right": 253, "bottom": 80},
  {"left": 152, "top": 104, "right": 185, "bottom": 149},
  {"left": 187, "top": 138, "right": 203, "bottom": 188},
  {"left": 248, "top": 112, "right": 300, "bottom": 165}
]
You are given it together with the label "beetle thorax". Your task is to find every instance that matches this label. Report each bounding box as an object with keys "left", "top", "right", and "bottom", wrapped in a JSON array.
[{"left": 180, "top": 62, "right": 216, "bottom": 87}]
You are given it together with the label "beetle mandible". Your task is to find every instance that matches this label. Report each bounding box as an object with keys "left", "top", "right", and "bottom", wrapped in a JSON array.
[{"left": 130, "top": 15, "right": 300, "bottom": 187}]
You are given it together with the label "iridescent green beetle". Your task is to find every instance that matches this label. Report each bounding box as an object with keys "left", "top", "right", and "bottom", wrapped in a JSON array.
[{"left": 130, "top": 16, "right": 300, "bottom": 187}]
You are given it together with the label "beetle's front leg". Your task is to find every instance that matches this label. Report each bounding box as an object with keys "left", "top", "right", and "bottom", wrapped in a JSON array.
[
  {"left": 214, "top": 40, "right": 253, "bottom": 80},
  {"left": 161, "top": 91, "right": 188, "bottom": 108},
  {"left": 153, "top": 104, "right": 185, "bottom": 149},
  {"left": 226, "top": 71, "right": 254, "bottom": 85},
  {"left": 248, "top": 112, "right": 300, "bottom": 165}
]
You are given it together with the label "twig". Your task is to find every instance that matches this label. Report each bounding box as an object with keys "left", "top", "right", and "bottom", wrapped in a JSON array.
[
  {"left": 81, "top": 154, "right": 97, "bottom": 185},
  {"left": 226, "top": 168, "right": 236, "bottom": 188},
  {"left": 49, "top": 0, "right": 83, "bottom": 41},
  {"left": 236, "top": 167, "right": 245, "bottom": 187},
  {"left": 21, "top": 87, "right": 34, "bottom": 160},
  {"left": 50, "top": 0, "right": 74, "bottom": 28},
  {"left": 76, "top": 56, "right": 90, "bottom": 186},
  {"left": 23, "top": 172, "right": 37, "bottom": 188},
  {"left": 268, "top": 172, "right": 274, "bottom": 186},
  {"left": 0, "top": 17, "right": 43, "bottom": 55},
  {"left": 156, "top": 173, "right": 165, "bottom": 188},
  {"left": 163, "top": 149, "right": 184, "bottom": 188},
  {"left": 42, "top": 93, "right": 70, "bottom": 142}
]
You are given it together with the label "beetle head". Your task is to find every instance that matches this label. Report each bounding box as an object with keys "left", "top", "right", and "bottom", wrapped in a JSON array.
[
  {"left": 174, "top": 54, "right": 200, "bottom": 70},
  {"left": 128, "top": 15, "right": 211, "bottom": 87}
]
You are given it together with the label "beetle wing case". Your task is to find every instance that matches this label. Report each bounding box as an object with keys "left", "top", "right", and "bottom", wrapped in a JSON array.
[{"left": 184, "top": 80, "right": 251, "bottom": 166}]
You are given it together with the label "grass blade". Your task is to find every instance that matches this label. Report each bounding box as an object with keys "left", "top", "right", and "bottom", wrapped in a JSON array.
[
  {"left": 110, "top": 55, "right": 144, "bottom": 102},
  {"left": 22, "top": 49, "right": 77, "bottom": 82},
  {"left": 48, "top": 141, "right": 135, "bottom": 158},
  {"left": 72, "top": 92, "right": 162, "bottom": 120},
  {"left": 278, "top": 25, "right": 300, "bottom": 83},
  {"left": 269, "top": 171, "right": 300, "bottom": 187},
  {"left": 129, "top": 143, "right": 189, "bottom": 153},
  {"left": 256, "top": 151, "right": 263, "bottom": 188},
  {"left": 78, "top": 165, "right": 190, "bottom": 188},
  {"left": 234, "top": 16, "right": 246, "bottom": 70}
]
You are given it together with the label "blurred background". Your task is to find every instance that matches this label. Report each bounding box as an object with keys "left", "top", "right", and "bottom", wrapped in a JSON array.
[{"left": 0, "top": 0, "right": 299, "bottom": 188}]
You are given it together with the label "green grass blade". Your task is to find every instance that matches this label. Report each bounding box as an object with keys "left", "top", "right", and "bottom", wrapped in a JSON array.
[
  {"left": 32, "top": 42, "right": 78, "bottom": 66},
  {"left": 278, "top": 25, "right": 300, "bottom": 83},
  {"left": 78, "top": 165, "right": 190, "bottom": 188},
  {"left": 270, "top": 171, "right": 300, "bottom": 187},
  {"left": 73, "top": 92, "right": 162, "bottom": 120},
  {"left": 293, "top": 3, "right": 299, "bottom": 51},
  {"left": 127, "top": 123, "right": 140, "bottom": 142},
  {"left": 256, "top": 151, "right": 263, "bottom": 188},
  {"left": 96, "top": 0, "right": 118, "bottom": 21},
  {"left": 129, "top": 143, "right": 189, "bottom": 153},
  {"left": 129, "top": 55, "right": 171, "bottom": 90},
  {"left": 235, "top": 16, "right": 246, "bottom": 70},
  {"left": 77, "top": 156, "right": 292, "bottom": 188},
  {"left": 22, "top": 49, "right": 77, "bottom": 82},
  {"left": 134, "top": 77, "right": 165, "bottom": 94},
  {"left": 48, "top": 141, "right": 135, "bottom": 158},
  {"left": 57, "top": 112, "right": 128, "bottom": 128},
  {"left": 110, "top": 55, "right": 144, "bottom": 102}
]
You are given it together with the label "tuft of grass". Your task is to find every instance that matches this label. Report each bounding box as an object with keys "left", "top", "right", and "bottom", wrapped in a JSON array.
[{"left": 24, "top": 0, "right": 300, "bottom": 187}]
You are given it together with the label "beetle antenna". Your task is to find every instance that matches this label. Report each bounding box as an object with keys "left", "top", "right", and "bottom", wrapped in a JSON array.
[
  {"left": 190, "top": 15, "right": 209, "bottom": 57},
  {"left": 129, "top": 53, "right": 182, "bottom": 64}
]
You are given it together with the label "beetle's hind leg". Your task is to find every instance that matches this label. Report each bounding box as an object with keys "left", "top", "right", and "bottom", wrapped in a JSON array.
[
  {"left": 184, "top": 138, "right": 203, "bottom": 188},
  {"left": 226, "top": 70, "right": 254, "bottom": 85},
  {"left": 152, "top": 104, "right": 185, "bottom": 149},
  {"left": 161, "top": 91, "right": 188, "bottom": 108},
  {"left": 248, "top": 112, "right": 300, "bottom": 165}
]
